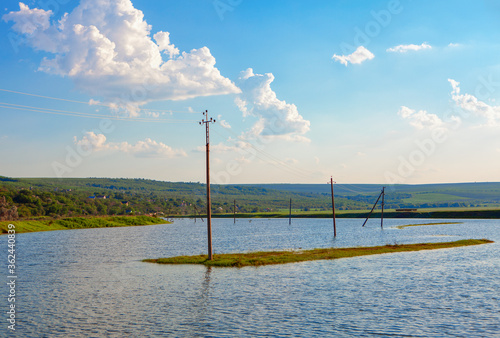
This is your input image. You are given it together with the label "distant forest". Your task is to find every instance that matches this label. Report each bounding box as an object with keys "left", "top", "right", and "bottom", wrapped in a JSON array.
[{"left": 1, "top": 176, "right": 500, "bottom": 220}]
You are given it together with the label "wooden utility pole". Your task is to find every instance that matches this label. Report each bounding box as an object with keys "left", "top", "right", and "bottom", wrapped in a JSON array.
[
  {"left": 233, "top": 199, "right": 236, "bottom": 224},
  {"left": 329, "top": 177, "right": 337, "bottom": 237},
  {"left": 200, "top": 110, "right": 216, "bottom": 260}
]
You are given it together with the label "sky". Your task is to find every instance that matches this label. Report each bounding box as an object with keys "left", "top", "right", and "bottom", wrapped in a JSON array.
[{"left": 1, "top": 0, "right": 500, "bottom": 185}]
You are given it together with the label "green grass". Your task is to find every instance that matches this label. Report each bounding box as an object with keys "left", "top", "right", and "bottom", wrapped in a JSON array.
[
  {"left": 144, "top": 239, "right": 493, "bottom": 267},
  {"left": 396, "top": 222, "right": 464, "bottom": 229},
  {"left": 0, "top": 215, "right": 169, "bottom": 234},
  {"left": 401, "top": 193, "right": 468, "bottom": 204}
]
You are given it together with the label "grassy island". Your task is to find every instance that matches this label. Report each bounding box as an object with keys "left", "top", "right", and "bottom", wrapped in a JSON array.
[
  {"left": 396, "top": 221, "right": 464, "bottom": 229},
  {"left": 144, "top": 239, "right": 494, "bottom": 267},
  {"left": 0, "top": 215, "right": 170, "bottom": 234}
]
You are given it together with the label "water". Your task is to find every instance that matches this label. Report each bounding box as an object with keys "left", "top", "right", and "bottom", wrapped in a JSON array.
[{"left": 2, "top": 218, "right": 499, "bottom": 337}]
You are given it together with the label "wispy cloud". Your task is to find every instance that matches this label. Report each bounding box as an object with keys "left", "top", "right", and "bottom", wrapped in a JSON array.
[
  {"left": 217, "top": 115, "right": 231, "bottom": 129},
  {"left": 2, "top": 1, "right": 240, "bottom": 116},
  {"left": 386, "top": 43, "right": 432, "bottom": 53},
  {"left": 398, "top": 106, "right": 446, "bottom": 130},
  {"left": 332, "top": 46, "right": 374, "bottom": 66},
  {"left": 74, "top": 132, "right": 186, "bottom": 158},
  {"left": 449, "top": 79, "right": 500, "bottom": 126},
  {"left": 194, "top": 141, "right": 242, "bottom": 153}
]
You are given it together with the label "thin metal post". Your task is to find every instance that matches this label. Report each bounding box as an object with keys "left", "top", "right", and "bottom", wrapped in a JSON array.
[
  {"left": 233, "top": 199, "right": 236, "bottom": 224},
  {"left": 381, "top": 187, "right": 385, "bottom": 229},
  {"left": 289, "top": 198, "right": 292, "bottom": 225},
  {"left": 200, "top": 110, "right": 216, "bottom": 260},
  {"left": 330, "top": 177, "right": 337, "bottom": 237}
]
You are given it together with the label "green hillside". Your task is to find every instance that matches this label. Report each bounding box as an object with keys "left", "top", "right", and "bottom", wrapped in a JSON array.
[{"left": 1, "top": 176, "right": 500, "bottom": 219}]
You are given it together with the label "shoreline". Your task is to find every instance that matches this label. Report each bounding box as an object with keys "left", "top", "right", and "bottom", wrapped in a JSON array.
[
  {"left": 0, "top": 215, "right": 170, "bottom": 234},
  {"left": 194, "top": 208, "right": 500, "bottom": 219}
]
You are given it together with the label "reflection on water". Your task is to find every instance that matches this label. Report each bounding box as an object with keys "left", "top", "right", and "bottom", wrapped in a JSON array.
[{"left": 1, "top": 218, "right": 499, "bottom": 337}]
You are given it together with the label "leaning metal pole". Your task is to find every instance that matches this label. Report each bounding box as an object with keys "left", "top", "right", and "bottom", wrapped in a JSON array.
[{"left": 362, "top": 188, "right": 384, "bottom": 227}]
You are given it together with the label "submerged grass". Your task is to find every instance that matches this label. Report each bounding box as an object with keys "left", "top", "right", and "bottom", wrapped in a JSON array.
[
  {"left": 396, "top": 222, "right": 463, "bottom": 229},
  {"left": 144, "top": 239, "right": 493, "bottom": 268},
  {"left": 0, "top": 215, "right": 169, "bottom": 234}
]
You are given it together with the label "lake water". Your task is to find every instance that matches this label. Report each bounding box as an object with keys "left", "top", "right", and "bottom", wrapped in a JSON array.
[{"left": 2, "top": 218, "right": 499, "bottom": 337}]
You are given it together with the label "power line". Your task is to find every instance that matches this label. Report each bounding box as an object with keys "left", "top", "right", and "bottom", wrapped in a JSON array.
[
  {"left": 0, "top": 88, "right": 197, "bottom": 114},
  {"left": 0, "top": 102, "right": 197, "bottom": 123},
  {"left": 211, "top": 125, "right": 314, "bottom": 179},
  {"left": 214, "top": 125, "right": 314, "bottom": 177},
  {"left": 0, "top": 88, "right": 96, "bottom": 105}
]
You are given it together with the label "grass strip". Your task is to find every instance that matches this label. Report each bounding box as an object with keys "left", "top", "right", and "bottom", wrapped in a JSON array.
[
  {"left": 396, "top": 222, "right": 463, "bottom": 229},
  {"left": 144, "top": 239, "right": 493, "bottom": 268},
  {"left": 0, "top": 215, "right": 169, "bottom": 234}
]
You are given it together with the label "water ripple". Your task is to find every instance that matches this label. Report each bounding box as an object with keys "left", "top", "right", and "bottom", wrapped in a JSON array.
[{"left": 1, "top": 218, "right": 499, "bottom": 337}]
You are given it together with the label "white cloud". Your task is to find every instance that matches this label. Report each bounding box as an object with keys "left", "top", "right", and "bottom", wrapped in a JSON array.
[
  {"left": 235, "top": 68, "right": 310, "bottom": 142},
  {"left": 219, "top": 120, "right": 231, "bottom": 129},
  {"left": 386, "top": 43, "right": 432, "bottom": 53},
  {"left": 2, "top": 3, "right": 52, "bottom": 35},
  {"left": 217, "top": 115, "right": 231, "bottom": 129},
  {"left": 153, "top": 31, "right": 179, "bottom": 58},
  {"left": 332, "top": 46, "right": 374, "bottom": 66},
  {"left": 2, "top": 1, "right": 240, "bottom": 116},
  {"left": 398, "top": 106, "right": 445, "bottom": 130},
  {"left": 449, "top": 79, "right": 500, "bottom": 126},
  {"left": 447, "top": 43, "right": 461, "bottom": 48},
  {"left": 75, "top": 132, "right": 186, "bottom": 158},
  {"left": 74, "top": 132, "right": 109, "bottom": 151}
]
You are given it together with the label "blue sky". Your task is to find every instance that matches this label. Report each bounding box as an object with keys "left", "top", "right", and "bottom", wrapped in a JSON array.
[{"left": 1, "top": 0, "right": 500, "bottom": 184}]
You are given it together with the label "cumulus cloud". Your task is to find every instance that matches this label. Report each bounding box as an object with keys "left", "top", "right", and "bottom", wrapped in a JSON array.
[
  {"left": 2, "top": 1, "right": 240, "bottom": 116},
  {"left": 332, "top": 46, "right": 374, "bottom": 66},
  {"left": 386, "top": 43, "right": 432, "bottom": 53},
  {"left": 235, "top": 68, "right": 310, "bottom": 142},
  {"left": 449, "top": 79, "right": 500, "bottom": 126},
  {"left": 398, "top": 106, "right": 445, "bottom": 130},
  {"left": 75, "top": 132, "right": 186, "bottom": 158}
]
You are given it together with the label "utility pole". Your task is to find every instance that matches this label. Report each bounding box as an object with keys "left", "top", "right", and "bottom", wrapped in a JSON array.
[
  {"left": 362, "top": 187, "right": 386, "bottom": 228},
  {"left": 329, "top": 177, "right": 337, "bottom": 237},
  {"left": 233, "top": 199, "right": 236, "bottom": 224},
  {"left": 200, "top": 110, "right": 216, "bottom": 260},
  {"left": 380, "top": 187, "right": 385, "bottom": 229},
  {"left": 289, "top": 198, "right": 292, "bottom": 225}
]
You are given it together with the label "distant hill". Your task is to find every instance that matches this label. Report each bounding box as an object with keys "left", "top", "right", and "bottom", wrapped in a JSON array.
[
  {"left": 1, "top": 176, "right": 500, "bottom": 218},
  {"left": 242, "top": 182, "right": 500, "bottom": 208}
]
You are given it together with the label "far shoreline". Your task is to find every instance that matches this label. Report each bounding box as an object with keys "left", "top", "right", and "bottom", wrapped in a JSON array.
[{"left": 188, "top": 207, "right": 500, "bottom": 220}]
